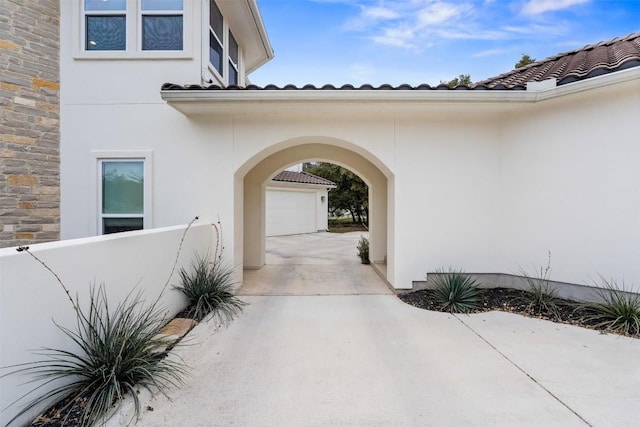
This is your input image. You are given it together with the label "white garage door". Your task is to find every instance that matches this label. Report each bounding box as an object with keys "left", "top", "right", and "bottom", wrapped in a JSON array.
[{"left": 266, "top": 190, "right": 316, "bottom": 236}]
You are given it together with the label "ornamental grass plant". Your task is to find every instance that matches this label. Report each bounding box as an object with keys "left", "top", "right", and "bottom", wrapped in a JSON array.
[
  {"left": 173, "top": 221, "right": 246, "bottom": 323},
  {"left": 3, "top": 217, "right": 199, "bottom": 426},
  {"left": 4, "top": 286, "right": 187, "bottom": 427},
  {"left": 583, "top": 277, "right": 640, "bottom": 336},
  {"left": 174, "top": 254, "right": 246, "bottom": 323},
  {"left": 431, "top": 269, "right": 480, "bottom": 313},
  {"left": 517, "top": 252, "right": 563, "bottom": 319}
]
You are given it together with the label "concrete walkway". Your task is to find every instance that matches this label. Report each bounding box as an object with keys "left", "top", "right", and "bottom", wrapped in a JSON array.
[{"left": 113, "top": 233, "right": 640, "bottom": 427}]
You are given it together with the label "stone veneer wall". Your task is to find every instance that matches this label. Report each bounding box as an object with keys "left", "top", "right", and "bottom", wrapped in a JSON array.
[{"left": 0, "top": 0, "right": 60, "bottom": 247}]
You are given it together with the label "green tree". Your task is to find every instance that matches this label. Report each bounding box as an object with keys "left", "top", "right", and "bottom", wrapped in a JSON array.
[
  {"left": 304, "top": 162, "right": 368, "bottom": 225},
  {"left": 442, "top": 73, "right": 472, "bottom": 88},
  {"left": 515, "top": 53, "right": 536, "bottom": 69}
]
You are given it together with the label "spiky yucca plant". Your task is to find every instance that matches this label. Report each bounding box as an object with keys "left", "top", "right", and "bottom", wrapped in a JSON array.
[
  {"left": 431, "top": 269, "right": 480, "bottom": 313},
  {"left": 518, "top": 253, "right": 562, "bottom": 319},
  {"left": 174, "top": 255, "right": 246, "bottom": 323},
  {"left": 4, "top": 285, "right": 187, "bottom": 427},
  {"left": 584, "top": 277, "right": 640, "bottom": 336}
]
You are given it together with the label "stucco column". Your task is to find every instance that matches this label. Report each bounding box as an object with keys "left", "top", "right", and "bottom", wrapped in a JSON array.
[{"left": 243, "top": 177, "right": 265, "bottom": 268}]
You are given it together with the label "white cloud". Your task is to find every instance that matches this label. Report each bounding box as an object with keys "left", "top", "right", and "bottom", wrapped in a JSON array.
[
  {"left": 362, "top": 6, "right": 399, "bottom": 20},
  {"left": 521, "top": 0, "right": 590, "bottom": 15},
  {"left": 416, "top": 2, "right": 470, "bottom": 26},
  {"left": 472, "top": 48, "right": 507, "bottom": 57}
]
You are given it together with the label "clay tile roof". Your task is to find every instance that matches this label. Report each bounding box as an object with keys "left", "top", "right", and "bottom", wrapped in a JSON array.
[
  {"left": 271, "top": 171, "right": 336, "bottom": 187},
  {"left": 476, "top": 32, "right": 640, "bottom": 88},
  {"left": 161, "top": 33, "right": 640, "bottom": 93}
]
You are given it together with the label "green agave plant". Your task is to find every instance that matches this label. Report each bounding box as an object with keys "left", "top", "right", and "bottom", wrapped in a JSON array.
[
  {"left": 174, "top": 254, "right": 246, "bottom": 323},
  {"left": 431, "top": 269, "right": 480, "bottom": 313},
  {"left": 4, "top": 285, "right": 187, "bottom": 427},
  {"left": 584, "top": 277, "right": 640, "bottom": 336}
]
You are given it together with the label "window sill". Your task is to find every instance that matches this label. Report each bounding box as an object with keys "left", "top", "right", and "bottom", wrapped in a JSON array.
[{"left": 73, "top": 50, "right": 193, "bottom": 60}]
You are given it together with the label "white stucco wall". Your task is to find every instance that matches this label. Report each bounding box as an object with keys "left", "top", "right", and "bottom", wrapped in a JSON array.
[
  {"left": 59, "top": 0, "right": 640, "bottom": 291},
  {"left": 499, "top": 81, "right": 640, "bottom": 289},
  {"left": 0, "top": 222, "right": 214, "bottom": 426}
]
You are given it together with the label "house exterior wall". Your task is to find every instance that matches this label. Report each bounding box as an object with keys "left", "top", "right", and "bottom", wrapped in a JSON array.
[
  {"left": 0, "top": 0, "right": 60, "bottom": 247},
  {"left": 500, "top": 79, "right": 640, "bottom": 289},
  {"left": 59, "top": 1, "right": 640, "bottom": 290}
]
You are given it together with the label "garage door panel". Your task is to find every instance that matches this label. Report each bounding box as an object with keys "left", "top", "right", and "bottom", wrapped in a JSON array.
[{"left": 266, "top": 191, "right": 316, "bottom": 236}]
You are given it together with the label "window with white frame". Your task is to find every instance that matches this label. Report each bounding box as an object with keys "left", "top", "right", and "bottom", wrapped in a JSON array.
[
  {"left": 81, "top": 0, "right": 185, "bottom": 54},
  {"left": 99, "top": 160, "right": 146, "bottom": 234},
  {"left": 206, "top": 0, "right": 242, "bottom": 86},
  {"left": 208, "top": 1, "right": 224, "bottom": 75},
  {"left": 84, "top": 0, "right": 127, "bottom": 50},
  {"left": 228, "top": 31, "right": 239, "bottom": 85},
  {"left": 140, "top": 0, "right": 184, "bottom": 50}
]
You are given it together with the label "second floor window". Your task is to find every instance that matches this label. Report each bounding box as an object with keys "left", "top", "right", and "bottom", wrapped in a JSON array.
[
  {"left": 141, "top": 0, "right": 184, "bottom": 50},
  {"left": 207, "top": 1, "right": 242, "bottom": 86},
  {"left": 83, "top": 0, "right": 184, "bottom": 52}
]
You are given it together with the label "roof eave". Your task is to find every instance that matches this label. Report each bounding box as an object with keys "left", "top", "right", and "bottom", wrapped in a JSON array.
[{"left": 161, "top": 66, "right": 640, "bottom": 116}]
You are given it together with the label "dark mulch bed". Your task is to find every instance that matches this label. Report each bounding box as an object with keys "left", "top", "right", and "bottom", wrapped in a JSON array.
[{"left": 399, "top": 287, "right": 636, "bottom": 337}]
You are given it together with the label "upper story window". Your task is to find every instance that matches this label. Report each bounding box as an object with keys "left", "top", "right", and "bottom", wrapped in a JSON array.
[
  {"left": 206, "top": 1, "right": 243, "bottom": 86},
  {"left": 85, "top": 0, "right": 127, "bottom": 50},
  {"left": 141, "top": 0, "right": 184, "bottom": 51},
  {"left": 77, "top": 0, "right": 190, "bottom": 58},
  {"left": 228, "top": 31, "right": 238, "bottom": 85},
  {"left": 209, "top": 1, "right": 223, "bottom": 74}
]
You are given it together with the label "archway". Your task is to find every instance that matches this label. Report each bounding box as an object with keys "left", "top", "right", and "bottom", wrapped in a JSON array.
[{"left": 234, "top": 138, "right": 395, "bottom": 286}]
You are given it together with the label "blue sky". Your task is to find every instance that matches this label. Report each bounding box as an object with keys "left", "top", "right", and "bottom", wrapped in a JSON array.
[{"left": 249, "top": 0, "right": 640, "bottom": 86}]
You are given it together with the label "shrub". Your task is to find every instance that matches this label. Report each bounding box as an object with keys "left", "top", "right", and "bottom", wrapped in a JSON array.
[
  {"left": 174, "top": 254, "right": 246, "bottom": 323},
  {"left": 4, "top": 285, "right": 187, "bottom": 427},
  {"left": 431, "top": 269, "right": 480, "bottom": 313},
  {"left": 357, "top": 236, "right": 370, "bottom": 264},
  {"left": 583, "top": 277, "right": 640, "bottom": 336},
  {"left": 518, "top": 252, "right": 562, "bottom": 319}
]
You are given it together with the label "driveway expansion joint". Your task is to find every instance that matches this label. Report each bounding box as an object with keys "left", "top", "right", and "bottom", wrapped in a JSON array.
[{"left": 453, "top": 314, "right": 593, "bottom": 427}]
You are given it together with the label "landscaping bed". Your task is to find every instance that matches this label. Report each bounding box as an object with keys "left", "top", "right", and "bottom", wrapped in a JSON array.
[{"left": 399, "top": 287, "right": 639, "bottom": 338}]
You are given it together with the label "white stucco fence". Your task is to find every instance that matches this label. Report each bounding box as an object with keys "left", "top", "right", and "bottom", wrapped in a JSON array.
[{"left": 0, "top": 221, "right": 215, "bottom": 426}]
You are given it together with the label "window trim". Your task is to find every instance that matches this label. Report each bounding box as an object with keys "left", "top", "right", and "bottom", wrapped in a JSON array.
[
  {"left": 73, "top": 0, "right": 193, "bottom": 59},
  {"left": 91, "top": 150, "right": 153, "bottom": 236}
]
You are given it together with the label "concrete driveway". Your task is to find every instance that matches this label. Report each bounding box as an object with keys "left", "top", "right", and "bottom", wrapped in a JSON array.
[{"left": 113, "top": 232, "right": 640, "bottom": 427}]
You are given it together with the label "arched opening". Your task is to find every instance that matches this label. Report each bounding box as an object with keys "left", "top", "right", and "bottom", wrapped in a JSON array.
[{"left": 234, "top": 138, "right": 395, "bottom": 287}]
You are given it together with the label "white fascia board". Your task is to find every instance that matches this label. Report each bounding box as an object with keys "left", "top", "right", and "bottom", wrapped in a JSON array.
[
  {"left": 218, "top": 0, "right": 274, "bottom": 74},
  {"left": 161, "top": 66, "right": 640, "bottom": 114}
]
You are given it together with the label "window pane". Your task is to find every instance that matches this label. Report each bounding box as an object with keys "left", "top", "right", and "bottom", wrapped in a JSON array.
[
  {"left": 229, "top": 31, "right": 238, "bottom": 63},
  {"left": 210, "top": 1, "right": 223, "bottom": 39},
  {"left": 103, "top": 217, "right": 144, "bottom": 234},
  {"left": 141, "top": 0, "right": 183, "bottom": 10},
  {"left": 102, "top": 162, "right": 143, "bottom": 214},
  {"left": 229, "top": 62, "right": 238, "bottom": 85},
  {"left": 142, "top": 15, "right": 183, "bottom": 50},
  {"left": 86, "top": 15, "right": 126, "bottom": 50},
  {"left": 209, "top": 33, "right": 223, "bottom": 73},
  {"left": 85, "top": 0, "right": 126, "bottom": 11}
]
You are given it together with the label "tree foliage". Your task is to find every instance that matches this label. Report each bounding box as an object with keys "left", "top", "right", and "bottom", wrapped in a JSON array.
[
  {"left": 304, "top": 162, "right": 368, "bottom": 224},
  {"left": 515, "top": 54, "right": 536, "bottom": 69},
  {"left": 442, "top": 73, "right": 472, "bottom": 88}
]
